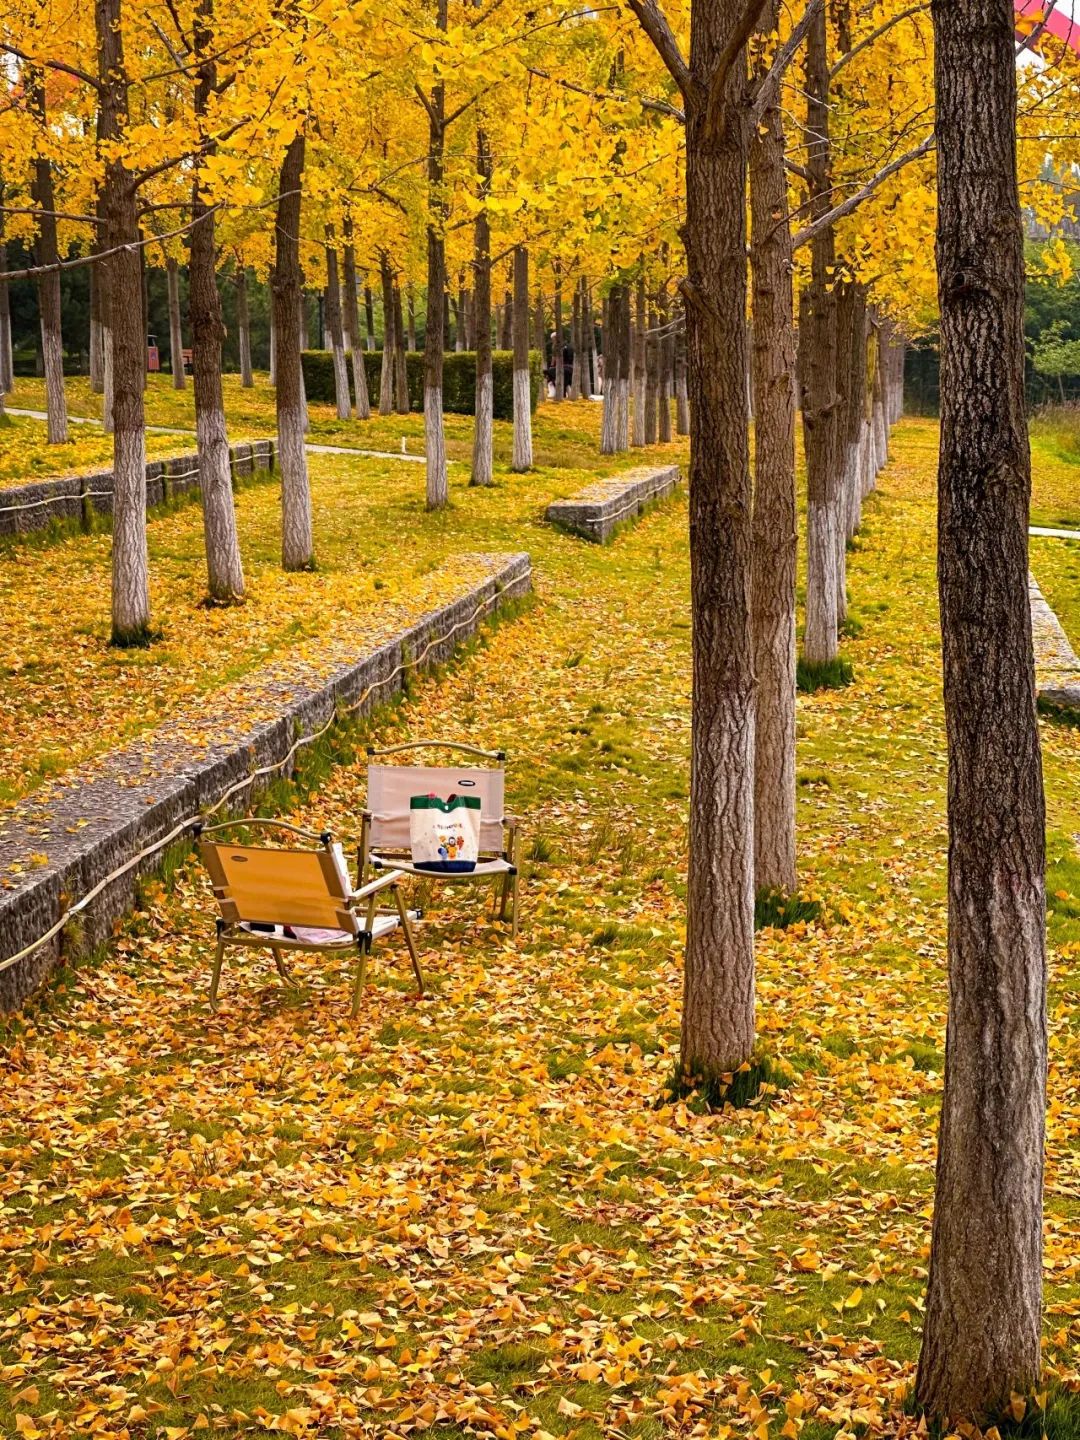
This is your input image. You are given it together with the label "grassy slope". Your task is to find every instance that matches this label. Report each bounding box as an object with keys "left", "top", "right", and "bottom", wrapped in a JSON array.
[
  {"left": 0, "top": 401, "right": 685, "bottom": 806},
  {"left": 1, "top": 417, "right": 1078, "bottom": 1439}
]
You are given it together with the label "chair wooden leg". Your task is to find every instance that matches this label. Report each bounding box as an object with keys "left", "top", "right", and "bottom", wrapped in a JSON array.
[
  {"left": 511, "top": 872, "right": 520, "bottom": 939},
  {"left": 351, "top": 937, "right": 369, "bottom": 1019},
  {"left": 394, "top": 886, "right": 425, "bottom": 995},
  {"left": 270, "top": 945, "right": 294, "bottom": 984},
  {"left": 209, "top": 934, "right": 226, "bottom": 1010}
]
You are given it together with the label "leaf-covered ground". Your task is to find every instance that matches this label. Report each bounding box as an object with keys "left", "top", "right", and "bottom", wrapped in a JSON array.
[
  {"left": 2, "top": 417, "right": 1079, "bottom": 1440},
  {"left": 0, "top": 401, "right": 684, "bottom": 806},
  {"left": 0, "top": 414, "right": 195, "bottom": 489}
]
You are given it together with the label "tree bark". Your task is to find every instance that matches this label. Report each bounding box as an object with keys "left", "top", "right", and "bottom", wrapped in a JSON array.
[
  {"left": 423, "top": 0, "right": 449, "bottom": 509},
  {"left": 658, "top": 280, "right": 673, "bottom": 443},
  {"left": 645, "top": 304, "right": 659, "bottom": 444},
  {"left": 799, "top": 4, "right": 841, "bottom": 666},
  {"left": 0, "top": 195, "right": 13, "bottom": 393},
  {"left": 190, "top": 0, "right": 244, "bottom": 603},
  {"left": 30, "top": 74, "right": 68, "bottom": 444},
  {"left": 578, "top": 277, "right": 591, "bottom": 400},
  {"left": 378, "top": 255, "right": 395, "bottom": 414},
  {"left": 675, "top": 312, "right": 689, "bottom": 435},
  {"left": 750, "top": 0, "right": 797, "bottom": 896},
  {"left": 616, "top": 283, "right": 631, "bottom": 449},
  {"left": 632, "top": 274, "right": 647, "bottom": 446},
  {"left": 166, "top": 256, "right": 186, "bottom": 389},
  {"left": 272, "top": 132, "right": 314, "bottom": 570},
  {"left": 915, "top": 0, "right": 1047, "bottom": 1423},
  {"left": 324, "top": 233, "right": 352, "bottom": 420},
  {"left": 570, "top": 282, "right": 582, "bottom": 398},
  {"left": 471, "top": 127, "right": 494, "bottom": 486},
  {"left": 235, "top": 262, "right": 253, "bottom": 388},
  {"left": 833, "top": 278, "right": 854, "bottom": 627},
  {"left": 678, "top": 0, "right": 756, "bottom": 1084},
  {"left": 510, "top": 244, "right": 533, "bottom": 471},
  {"left": 407, "top": 284, "right": 417, "bottom": 353},
  {"left": 600, "top": 291, "right": 616, "bottom": 452},
  {"left": 364, "top": 284, "right": 376, "bottom": 351},
  {"left": 533, "top": 285, "right": 545, "bottom": 406},
  {"left": 393, "top": 282, "right": 409, "bottom": 412},
  {"left": 553, "top": 267, "right": 564, "bottom": 401},
  {"left": 500, "top": 272, "right": 513, "bottom": 349},
  {"left": 97, "top": 0, "right": 150, "bottom": 644},
  {"left": 342, "top": 224, "right": 371, "bottom": 419}
]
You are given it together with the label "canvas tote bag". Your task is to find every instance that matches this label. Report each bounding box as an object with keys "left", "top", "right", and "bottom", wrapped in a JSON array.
[{"left": 409, "top": 793, "right": 482, "bottom": 872}]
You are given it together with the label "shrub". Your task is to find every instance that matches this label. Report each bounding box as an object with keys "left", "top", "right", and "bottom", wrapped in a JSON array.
[{"left": 301, "top": 349, "right": 541, "bottom": 419}]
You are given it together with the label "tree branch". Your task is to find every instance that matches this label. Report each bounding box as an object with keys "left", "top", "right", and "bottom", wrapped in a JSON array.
[
  {"left": 0, "top": 42, "right": 100, "bottom": 92},
  {"left": 749, "top": 0, "right": 823, "bottom": 128},
  {"left": 0, "top": 205, "right": 104, "bottom": 226},
  {"left": 829, "top": 3, "right": 929, "bottom": 79},
  {"left": 791, "top": 132, "right": 934, "bottom": 249},
  {"left": 526, "top": 64, "right": 685, "bottom": 121},
  {"left": 624, "top": 0, "right": 694, "bottom": 101}
]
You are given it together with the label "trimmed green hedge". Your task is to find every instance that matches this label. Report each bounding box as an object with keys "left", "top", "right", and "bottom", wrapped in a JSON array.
[{"left": 301, "top": 348, "right": 541, "bottom": 419}]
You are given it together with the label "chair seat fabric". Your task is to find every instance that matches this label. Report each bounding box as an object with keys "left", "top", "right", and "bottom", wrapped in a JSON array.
[
  {"left": 369, "top": 853, "right": 513, "bottom": 879},
  {"left": 238, "top": 917, "right": 400, "bottom": 946}
]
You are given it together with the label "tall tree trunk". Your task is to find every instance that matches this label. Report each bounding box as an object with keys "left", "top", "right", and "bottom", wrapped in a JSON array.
[
  {"left": 570, "top": 282, "right": 582, "bottom": 397},
  {"left": 235, "top": 262, "right": 254, "bottom": 388},
  {"left": 678, "top": 0, "right": 756, "bottom": 1085},
  {"left": 675, "top": 312, "right": 689, "bottom": 434},
  {"left": 578, "top": 278, "right": 591, "bottom": 399},
  {"left": 423, "top": 0, "right": 449, "bottom": 509},
  {"left": 511, "top": 244, "right": 533, "bottom": 470},
  {"left": 324, "top": 233, "right": 351, "bottom": 420},
  {"left": 600, "top": 291, "right": 616, "bottom": 452},
  {"left": 553, "top": 267, "right": 564, "bottom": 402},
  {"left": 272, "top": 133, "right": 314, "bottom": 571},
  {"left": 89, "top": 239, "right": 104, "bottom": 393},
  {"left": 407, "top": 284, "right": 417, "bottom": 353},
  {"left": 378, "top": 256, "right": 395, "bottom": 413},
  {"left": 645, "top": 304, "right": 659, "bottom": 444},
  {"left": 833, "top": 278, "right": 854, "bottom": 627},
  {"left": 30, "top": 74, "right": 68, "bottom": 444},
  {"left": 364, "top": 284, "right": 376, "bottom": 351},
  {"left": 500, "top": 273, "right": 513, "bottom": 349},
  {"left": 393, "top": 283, "right": 409, "bottom": 412},
  {"left": 658, "top": 281, "right": 672, "bottom": 443},
  {"left": 915, "top": 0, "right": 1047, "bottom": 1422},
  {"left": 533, "top": 286, "right": 544, "bottom": 406},
  {"left": 843, "top": 284, "right": 867, "bottom": 543},
  {"left": 97, "top": 0, "right": 150, "bottom": 644},
  {"left": 166, "top": 256, "right": 186, "bottom": 389},
  {"left": 471, "top": 128, "right": 494, "bottom": 487},
  {"left": 799, "top": 5, "right": 841, "bottom": 666},
  {"left": 616, "top": 284, "right": 631, "bottom": 449},
  {"left": 0, "top": 193, "right": 13, "bottom": 393},
  {"left": 632, "top": 274, "right": 647, "bottom": 446},
  {"left": 342, "top": 224, "right": 371, "bottom": 419},
  {"left": 749, "top": 0, "right": 797, "bottom": 896},
  {"left": 190, "top": 0, "right": 244, "bottom": 603}
]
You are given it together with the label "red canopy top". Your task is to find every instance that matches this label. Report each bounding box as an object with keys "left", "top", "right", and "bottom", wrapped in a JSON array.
[{"left": 1015, "top": 1, "right": 1080, "bottom": 54}]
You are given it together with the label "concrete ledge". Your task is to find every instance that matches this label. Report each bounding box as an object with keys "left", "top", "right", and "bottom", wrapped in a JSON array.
[
  {"left": 0, "top": 551, "right": 531, "bottom": 1010},
  {"left": 1030, "top": 574, "right": 1080, "bottom": 716},
  {"left": 0, "top": 438, "right": 276, "bottom": 538},
  {"left": 545, "top": 464, "right": 682, "bottom": 544}
]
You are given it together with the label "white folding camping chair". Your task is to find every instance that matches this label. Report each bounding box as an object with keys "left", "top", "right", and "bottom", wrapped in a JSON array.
[
  {"left": 196, "top": 819, "right": 423, "bottom": 1015},
  {"left": 359, "top": 741, "right": 522, "bottom": 938}
]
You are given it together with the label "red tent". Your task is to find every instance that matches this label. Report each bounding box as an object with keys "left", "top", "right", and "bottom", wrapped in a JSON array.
[{"left": 1014, "top": 1, "right": 1080, "bottom": 54}]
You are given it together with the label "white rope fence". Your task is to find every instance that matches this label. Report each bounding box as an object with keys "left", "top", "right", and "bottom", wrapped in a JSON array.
[{"left": 0, "top": 586, "right": 507, "bottom": 977}]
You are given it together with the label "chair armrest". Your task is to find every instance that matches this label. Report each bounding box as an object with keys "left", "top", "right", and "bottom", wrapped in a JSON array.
[
  {"left": 503, "top": 813, "right": 522, "bottom": 829},
  {"left": 348, "top": 870, "right": 405, "bottom": 903}
]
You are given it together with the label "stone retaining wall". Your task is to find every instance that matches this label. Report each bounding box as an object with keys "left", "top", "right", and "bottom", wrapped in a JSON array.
[
  {"left": 1030, "top": 574, "right": 1080, "bottom": 716},
  {"left": 545, "top": 464, "right": 682, "bottom": 544},
  {"left": 0, "top": 551, "right": 531, "bottom": 1010},
  {"left": 0, "top": 438, "right": 276, "bottom": 538}
]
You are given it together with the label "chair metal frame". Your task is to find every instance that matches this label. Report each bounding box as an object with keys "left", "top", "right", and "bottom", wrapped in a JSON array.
[
  {"left": 196, "top": 818, "right": 424, "bottom": 1016},
  {"left": 358, "top": 740, "right": 522, "bottom": 939}
]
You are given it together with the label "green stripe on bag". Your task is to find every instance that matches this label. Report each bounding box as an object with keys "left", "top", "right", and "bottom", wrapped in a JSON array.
[{"left": 409, "top": 794, "right": 482, "bottom": 812}]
